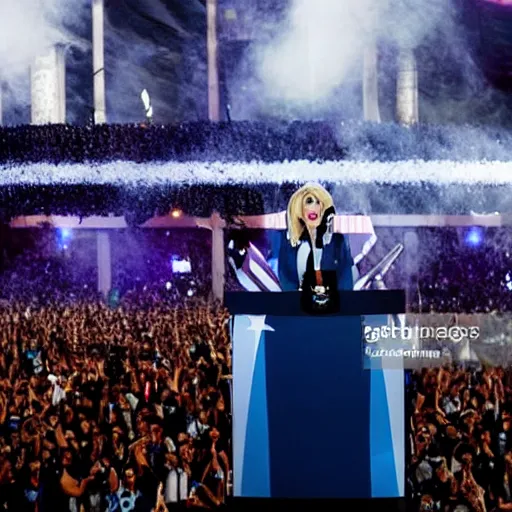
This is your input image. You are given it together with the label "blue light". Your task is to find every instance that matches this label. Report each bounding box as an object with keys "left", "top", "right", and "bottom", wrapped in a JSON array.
[
  {"left": 465, "top": 227, "right": 482, "bottom": 246},
  {"left": 57, "top": 228, "right": 72, "bottom": 250},
  {"left": 60, "top": 228, "right": 72, "bottom": 240}
]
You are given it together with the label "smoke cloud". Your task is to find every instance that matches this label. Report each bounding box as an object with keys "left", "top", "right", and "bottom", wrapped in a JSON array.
[
  {"left": 251, "top": 0, "right": 462, "bottom": 118},
  {"left": 103, "top": 0, "right": 207, "bottom": 124},
  {"left": 0, "top": 0, "right": 208, "bottom": 125},
  {"left": 2, "top": 0, "right": 512, "bottom": 128},
  {"left": 0, "top": 0, "right": 89, "bottom": 75},
  {"left": 258, "top": 0, "right": 383, "bottom": 105},
  {"left": 0, "top": 0, "right": 90, "bottom": 124},
  {"left": 224, "top": 0, "right": 512, "bottom": 125}
]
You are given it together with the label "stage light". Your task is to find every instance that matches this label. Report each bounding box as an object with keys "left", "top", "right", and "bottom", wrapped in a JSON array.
[
  {"left": 60, "top": 228, "right": 72, "bottom": 239},
  {"left": 171, "top": 209, "right": 182, "bottom": 218},
  {"left": 465, "top": 227, "right": 483, "bottom": 246},
  {"left": 141, "top": 89, "right": 153, "bottom": 123},
  {"left": 165, "top": 282, "right": 172, "bottom": 290},
  {"left": 57, "top": 228, "right": 72, "bottom": 250},
  {"left": 187, "top": 289, "right": 194, "bottom": 297}
]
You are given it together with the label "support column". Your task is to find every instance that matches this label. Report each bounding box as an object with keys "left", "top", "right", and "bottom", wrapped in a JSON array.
[
  {"left": 31, "top": 44, "right": 66, "bottom": 124},
  {"left": 396, "top": 47, "right": 418, "bottom": 125},
  {"left": 93, "top": 0, "right": 107, "bottom": 124},
  {"left": 97, "top": 231, "right": 112, "bottom": 298},
  {"left": 56, "top": 45, "right": 66, "bottom": 123},
  {"left": 363, "top": 41, "right": 381, "bottom": 122},
  {"left": 207, "top": 0, "right": 220, "bottom": 121},
  {"left": 210, "top": 212, "right": 225, "bottom": 302}
]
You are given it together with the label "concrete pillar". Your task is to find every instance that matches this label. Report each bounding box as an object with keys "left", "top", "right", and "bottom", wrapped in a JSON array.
[
  {"left": 93, "top": 0, "right": 107, "bottom": 124},
  {"left": 31, "top": 45, "right": 66, "bottom": 124},
  {"left": 210, "top": 212, "right": 225, "bottom": 302},
  {"left": 396, "top": 47, "right": 418, "bottom": 125},
  {"left": 363, "top": 41, "right": 381, "bottom": 122},
  {"left": 207, "top": 0, "right": 220, "bottom": 121},
  {"left": 97, "top": 231, "right": 112, "bottom": 298}
]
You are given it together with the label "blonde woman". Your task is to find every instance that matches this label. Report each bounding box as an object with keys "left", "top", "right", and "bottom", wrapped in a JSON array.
[
  {"left": 277, "top": 183, "right": 353, "bottom": 293},
  {"left": 228, "top": 183, "right": 356, "bottom": 295}
]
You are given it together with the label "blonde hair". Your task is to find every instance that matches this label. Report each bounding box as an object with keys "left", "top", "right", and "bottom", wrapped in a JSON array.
[{"left": 287, "top": 183, "right": 334, "bottom": 247}]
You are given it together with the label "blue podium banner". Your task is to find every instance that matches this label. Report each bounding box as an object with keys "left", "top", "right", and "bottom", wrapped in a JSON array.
[{"left": 231, "top": 297, "right": 405, "bottom": 499}]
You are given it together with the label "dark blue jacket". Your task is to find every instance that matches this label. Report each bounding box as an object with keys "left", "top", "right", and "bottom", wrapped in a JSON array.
[{"left": 269, "top": 230, "right": 354, "bottom": 291}]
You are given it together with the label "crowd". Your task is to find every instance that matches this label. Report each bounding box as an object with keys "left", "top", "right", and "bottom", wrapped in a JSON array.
[
  {"left": 3, "top": 122, "right": 512, "bottom": 166},
  {"left": 0, "top": 228, "right": 217, "bottom": 308},
  {"left": 109, "top": 230, "right": 213, "bottom": 302},
  {"left": 411, "top": 228, "right": 512, "bottom": 314},
  {"left": 7, "top": 224, "right": 512, "bottom": 313},
  {"left": 359, "top": 227, "right": 512, "bottom": 314},
  {"left": 0, "top": 122, "right": 343, "bottom": 166},
  {"left": 0, "top": 294, "right": 232, "bottom": 511},
  {"left": 6, "top": 221, "right": 512, "bottom": 512},
  {"left": 407, "top": 366, "right": 512, "bottom": 512}
]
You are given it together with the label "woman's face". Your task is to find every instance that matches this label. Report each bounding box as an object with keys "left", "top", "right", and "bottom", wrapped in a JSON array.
[{"left": 302, "top": 194, "right": 322, "bottom": 229}]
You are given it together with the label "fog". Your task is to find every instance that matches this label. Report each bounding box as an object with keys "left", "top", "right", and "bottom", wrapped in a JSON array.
[{"left": 2, "top": 0, "right": 512, "bottom": 128}]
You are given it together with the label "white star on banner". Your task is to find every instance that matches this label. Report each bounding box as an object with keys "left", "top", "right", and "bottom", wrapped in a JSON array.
[{"left": 246, "top": 315, "right": 275, "bottom": 341}]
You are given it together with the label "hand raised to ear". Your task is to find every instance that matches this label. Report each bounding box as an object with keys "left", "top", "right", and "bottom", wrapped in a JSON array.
[{"left": 316, "top": 206, "right": 336, "bottom": 248}]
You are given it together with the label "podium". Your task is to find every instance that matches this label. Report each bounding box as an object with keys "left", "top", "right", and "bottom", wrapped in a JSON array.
[{"left": 226, "top": 290, "right": 406, "bottom": 499}]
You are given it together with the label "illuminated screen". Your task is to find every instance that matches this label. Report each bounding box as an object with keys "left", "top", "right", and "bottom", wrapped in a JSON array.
[{"left": 172, "top": 258, "right": 192, "bottom": 273}]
